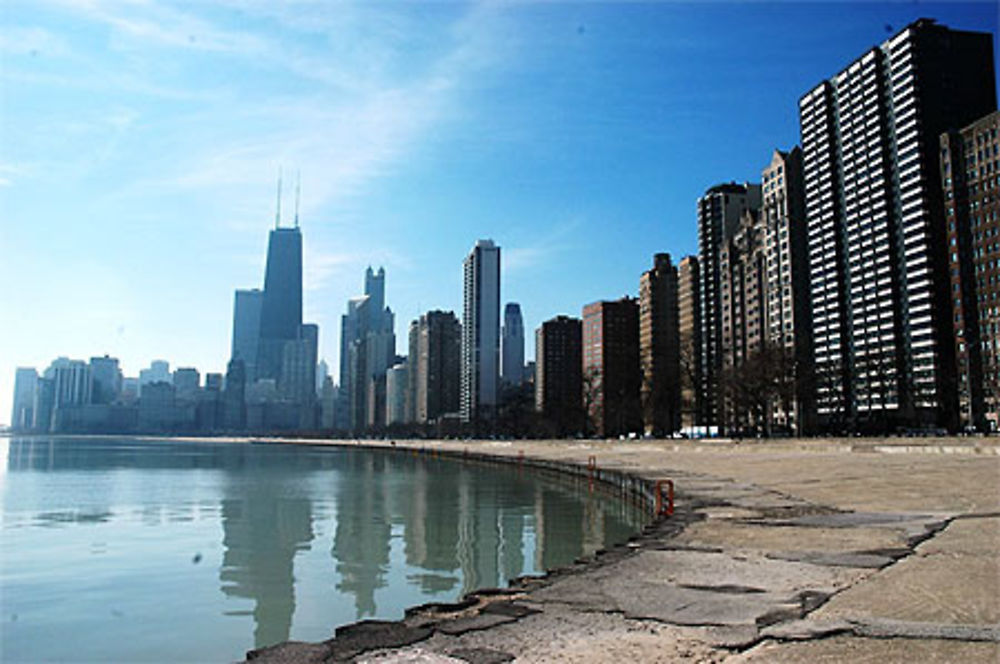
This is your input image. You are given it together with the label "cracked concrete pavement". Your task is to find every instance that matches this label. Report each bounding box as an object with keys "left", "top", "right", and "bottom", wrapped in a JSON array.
[{"left": 246, "top": 437, "right": 1000, "bottom": 663}]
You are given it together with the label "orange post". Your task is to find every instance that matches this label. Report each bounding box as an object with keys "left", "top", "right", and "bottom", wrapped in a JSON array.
[{"left": 655, "top": 479, "right": 674, "bottom": 517}]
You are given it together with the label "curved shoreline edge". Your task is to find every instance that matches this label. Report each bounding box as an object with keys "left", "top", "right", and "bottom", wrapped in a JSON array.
[{"left": 244, "top": 437, "right": 1000, "bottom": 663}]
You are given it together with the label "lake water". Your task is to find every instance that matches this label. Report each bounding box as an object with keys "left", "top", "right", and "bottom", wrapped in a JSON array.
[{"left": 1, "top": 436, "right": 649, "bottom": 662}]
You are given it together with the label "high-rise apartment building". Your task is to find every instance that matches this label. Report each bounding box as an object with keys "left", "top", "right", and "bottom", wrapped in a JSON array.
[
  {"left": 582, "top": 298, "right": 640, "bottom": 438},
  {"left": 410, "top": 310, "right": 462, "bottom": 424},
  {"left": 501, "top": 303, "right": 525, "bottom": 386},
  {"left": 10, "top": 367, "right": 38, "bottom": 431},
  {"left": 720, "top": 209, "right": 765, "bottom": 369},
  {"left": 697, "top": 183, "right": 761, "bottom": 426},
  {"left": 942, "top": 110, "right": 1000, "bottom": 430},
  {"left": 761, "top": 147, "right": 812, "bottom": 433},
  {"left": 800, "top": 18, "right": 995, "bottom": 431},
  {"left": 678, "top": 256, "right": 701, "bottom": 428},
  {"left": 639, "top": 253, "right": 680, "bottom": 436},
  {"left": 461, "top": 240, "right": 501, "bottom": 422},
  {"left": 232, "top": 288, "right": 262, "bottom": 382},
  {"left": 535, "top": 315, "right": 583, "bottom": 436}
]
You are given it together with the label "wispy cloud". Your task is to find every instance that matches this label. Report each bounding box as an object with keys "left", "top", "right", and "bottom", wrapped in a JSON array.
[
  {"left": 0, "top": 26, "right": 72, "bottom": 57},
  {"left": 504, "top": 217, "right": 585, "bottom": 273}
]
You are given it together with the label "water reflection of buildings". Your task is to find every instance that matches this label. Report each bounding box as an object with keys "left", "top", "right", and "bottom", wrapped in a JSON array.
[
  {"left": 331, "top": 451, "right": 393, "bottom": 617},
  {"left": 5, "top": 439, "right": 643, "bottom": 650},
  {"left": 219, "top": 448, "right": 314, "bottom": 649}
]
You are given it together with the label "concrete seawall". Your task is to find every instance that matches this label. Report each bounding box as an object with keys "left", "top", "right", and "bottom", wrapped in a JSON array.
[{"left": 247, "top": 437, "right": 1000, "bottom": 663}]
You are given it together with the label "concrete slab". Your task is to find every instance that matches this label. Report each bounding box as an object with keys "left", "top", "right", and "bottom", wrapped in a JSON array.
[
  {"left": 813, "top": 553, "right": 1000, "bottom": 625},
  {"left": 532, "top": 549, "right": 867, "bottom": 627},
  {"left": 732, "top": 635, "right": 1000, "bottom": 663},
  {"left": 672, "top": 520, "right": 908, "bottom": 553},
  {"left": 917, "top": 516, "right": 1000, "bottom": 556}
]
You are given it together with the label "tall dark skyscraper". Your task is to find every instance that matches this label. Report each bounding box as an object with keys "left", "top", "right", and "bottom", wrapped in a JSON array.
[
  {"left": 501, "top": 303, "right": 525, "bottom": 386},
  {"left": 800, "top": 18, "right": 995, "bottom": 432},
  {"left": 256, "top": 227, "right": 304, "bottom": 382}
]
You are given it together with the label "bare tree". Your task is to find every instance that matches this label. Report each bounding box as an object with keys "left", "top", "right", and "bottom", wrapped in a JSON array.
[{"left": 582, "top": 365, "right": 603, "bottom": 437}]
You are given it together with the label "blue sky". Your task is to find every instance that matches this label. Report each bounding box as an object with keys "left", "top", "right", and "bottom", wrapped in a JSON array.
[{"left": 1, "top": 1, "right": 998, "bottom": 423}]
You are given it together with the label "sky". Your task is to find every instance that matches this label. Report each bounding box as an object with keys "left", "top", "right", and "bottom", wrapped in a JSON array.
[{"left": 1, "top": 1, "right": 998, "bottom": 424}]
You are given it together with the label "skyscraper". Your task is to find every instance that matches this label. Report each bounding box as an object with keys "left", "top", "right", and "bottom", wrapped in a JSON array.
[
  {"left": 410, "top": 310, "right": 462, "bottom": 424},
  {"left": 501, "top": 303, "right": 525, "bottom": 386},
  {"left": 385, "top": 362, "right": 408, "bottom": 426},
  {"left": 340, "top": 267, "right": 396, "bottom": 431},
  {"left": 678, "top": 256, "right": 701, "bottom": 429},
  {"left": 232, "top": 288, "right": 263, "bottom": 382},
  {"left": 639, "top": 253, "right": 681, "bottom": 436},
  {"left": 256, "top": 227, "right": 303, "bottom": 383},
  {"left": 10, "top": 368, "right": 38, "bottom": 431},
  {"left": 800, "top": 18, "right": 995, "bottom": 432},
  {"left": 697, "top": 182, "right": 761, "bottom": 427},
  {"left": 942, "top": 110, "right": 1000, "bottom": 431},
  {"left": 535, "top": 315, "right": 583, "bottom": 436},
  {"left": 89, "top": 355, "right": 122, "bottom": 405},
  {"left": 583, "top": 297, "right": 640, "bottom": 438},
  {"left": 761, "top": 147, "right": 812, "bottom": 433},
  {"left": 461, "top": 240, "right": 501, "bottom": 423}
]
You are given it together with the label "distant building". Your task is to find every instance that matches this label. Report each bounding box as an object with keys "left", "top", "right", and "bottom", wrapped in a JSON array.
[
  {"left": 583, "top": 298, "right": 640, "bottom": 438},
  {"left": 366, "top": 374, "right": 387, "bottom": 429},
  {"left": 535, "top": 315, "right": 583, "bottom": 436},
  {"left": 461, "top": 240, "right": 501, "bottom": 422},
  {"left": 205, "top": 373, "right": 224, "bottom": 392},
  {"left": 50, "top": 358, "right": 92, "bottom": 410},
  {"left": 33, "top": 378, "right": 55, "bottom": 432},
  {"left": 678, "top": 256, "right": 701, "bottom": 428},
  {"left": 320, "top": 377, "right": 338, "bottom": 429},
  {"left": 223, "top": 358, "right": 247, "bottom": 431},
  {"left": 385, "top": 362, "right": 408, "bottom": 426},
  {"left": 232, "top": 288, "right": 263, "bottom": 382},
  {"left": 341, "top": 267, "right": 396, "bottom": 432},
  {"left": 280, "top": 324, "right": 318, "bottom": 406},
  {"left": 411, "top": 310, "right": 462, "bottom": 424},
  {"left": 697, "top": 183, "right": 761, "bottom": 426},
  {"left": 942, "top": 110, "right": 1000, "bottom": 431},
  {"left": 639, "top": 253, "right": 681, "bottom": 436},
  {"left": 10, "top": 367, "right": 38, "bottom": 431},
  {"left": 800, "top": 18, "right": 995, "bottom": 432},
  {"left": 89, "top": 355, "right": 122, "bottom": 405},
  {"left": 139, "top": 360, "right": 171, "bottom": 395},
  {"left": 173, "top": 367, "right": 200, "bottom": 402},
  {"left": 501, "top": 303, "right": 525, "bottom": 386},
  {"left": 138, "top": 381, "right": 194, "bottom": 432}
]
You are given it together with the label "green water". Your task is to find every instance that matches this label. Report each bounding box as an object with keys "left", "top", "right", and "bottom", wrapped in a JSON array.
[{"left": 0, "top": 437, "right": 649, "bottom": 662}]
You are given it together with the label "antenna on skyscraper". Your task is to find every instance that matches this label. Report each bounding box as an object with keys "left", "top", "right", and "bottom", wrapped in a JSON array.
[
  {"left": 275, "top": 168, "right": 283, "bottom": 229},
  {"left": 294, "top": 170, "right": 301, "bottom": 229}
]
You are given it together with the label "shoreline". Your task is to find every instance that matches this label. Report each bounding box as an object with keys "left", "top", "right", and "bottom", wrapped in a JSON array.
[
  {"left": 243, "top": 436, "right": 1000, "bottom": 663},
  {"left": 5, "top": 434, "right": 997, "bottom": 661}
]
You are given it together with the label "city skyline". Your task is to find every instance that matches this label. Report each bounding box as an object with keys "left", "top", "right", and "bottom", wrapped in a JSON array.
[{"left": 3, "top": 3, "right": 999, "bottom": 424}]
